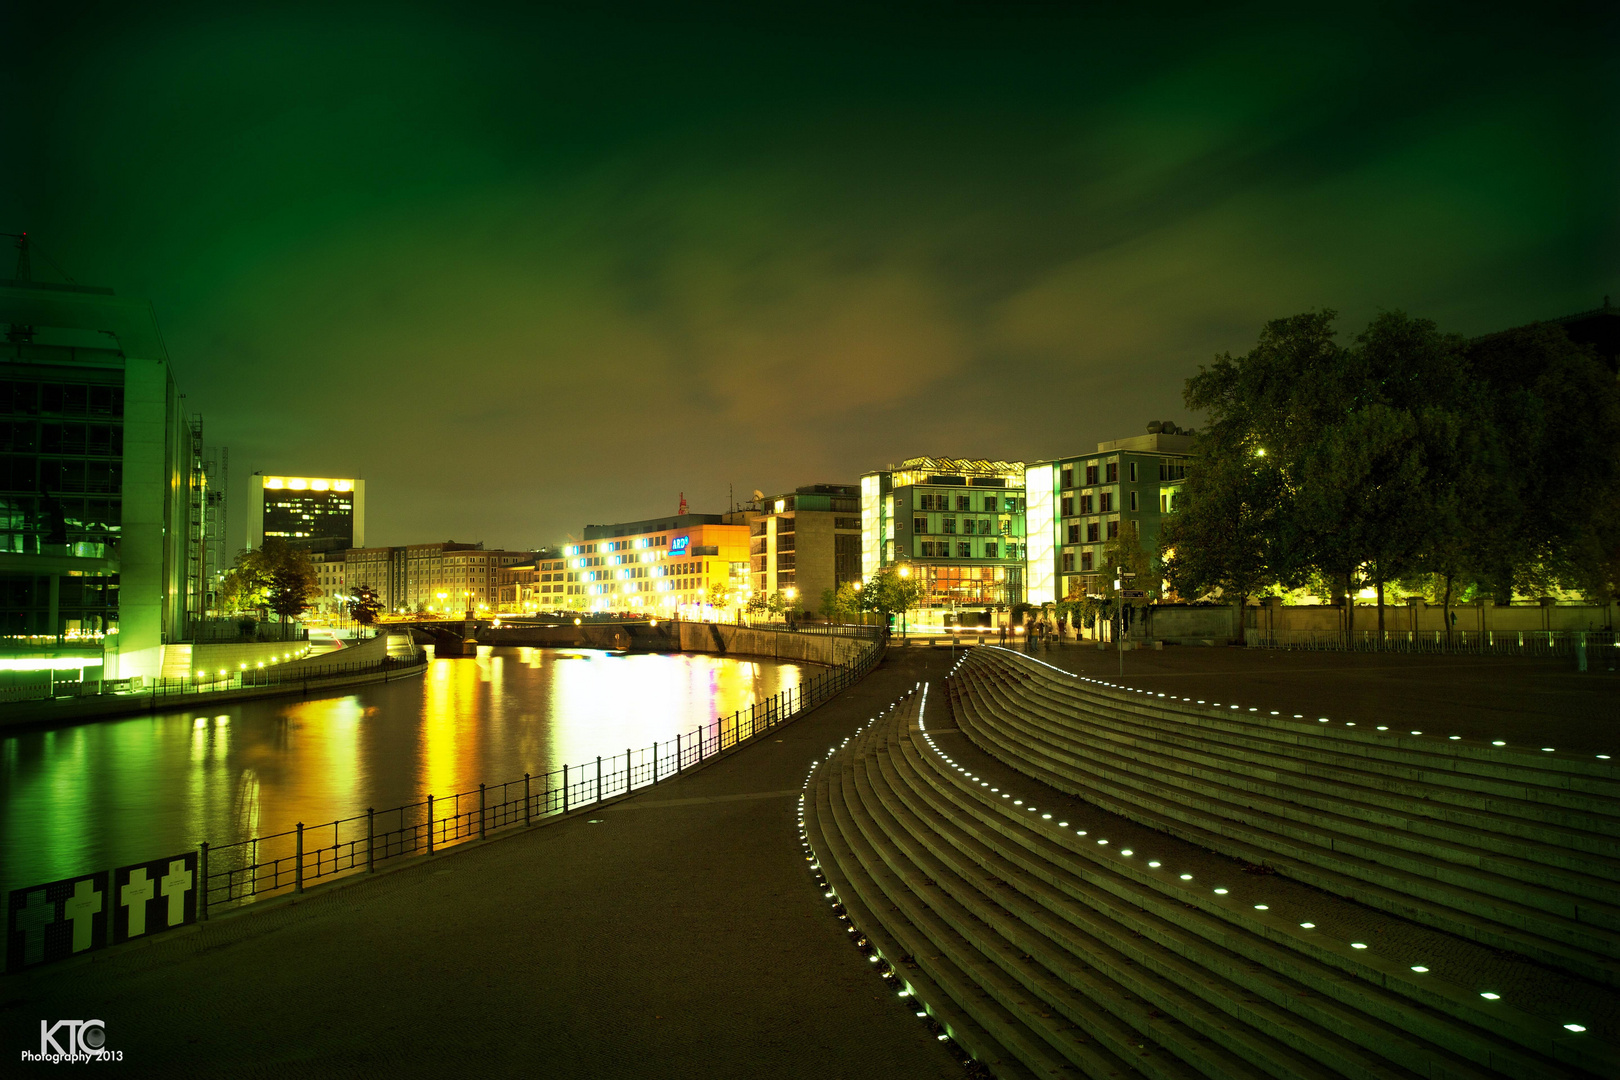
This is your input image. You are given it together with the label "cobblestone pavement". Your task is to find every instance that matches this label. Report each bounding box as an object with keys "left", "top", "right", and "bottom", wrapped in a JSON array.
[
  {"left": 0, "top": 650, "right": 965, "bottom": 1079},
  {"left": 1021, "top": 639, "right": 1620, "bottom": 758}
]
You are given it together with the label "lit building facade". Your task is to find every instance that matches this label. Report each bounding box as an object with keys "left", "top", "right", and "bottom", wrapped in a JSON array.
[
  {"left": 562, "top": 513, "right": 750, "bottom": 615},
  {"left": 0, "top": 273, "right": 204, "bottom": 679},
  {"left": 498, "top": 549, "right": 565, "bottom": 612},
  {"left": 751, "top": 484, "right": 861, "bottom": 611},
  {"left": 860, "top": 458, "right": 1026, "bottom": 627},
  {"left": 310, "top": 550, "right": 347, "bottom": 615},
  {"left": 249, "top": 475, "right": 364, "bottom": 553},
  {"left": 1025, "top": 425, "right": 1197, "bottom": 603},
  {"left": 343, "top": 541, "right": 529, "bottom": 614}
]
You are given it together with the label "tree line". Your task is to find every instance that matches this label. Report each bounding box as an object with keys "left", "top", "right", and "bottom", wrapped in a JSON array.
[{"left": 1160, "top": 310, "right": 1620, "bottom": 634}]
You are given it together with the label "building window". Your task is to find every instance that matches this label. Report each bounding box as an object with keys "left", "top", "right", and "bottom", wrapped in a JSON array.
[
  {"left": 985, "top": 542, "right": 998, "bottom": 559},
  {"left": 1106, "top": 462, "right": 1118, "bottom": 483},
  {"left": 1081, "top": 550, "right": 1093, "bottom": 571},
  {"left": 1100, "top": 492, "right": 1113, "bottom": 513},
  {"left": 1061, "top": 496, "right": 1073, "bottom": 517},
  {"left": 1061, "top": 552, "right": 1074, "bottom": 572},
  {"left": 1079, "top": 493, "right": 1093, "bottom": 514},
  {"left": 1067, "top": 523, "right": 1079, "bottom": 543},
  {"left": 1129, "top": 491, "right": 1138, "bottom": 511},
  {"left": 1061, "top": 468, "right": 1072, "bottom": 489},
  {"left": 942, "top": 516, "right": 956, "bottom": 534},
  {"left": 1107, "top": 520, "right": 1119, "bottom": 540},
  {"left": 1086, "top": 522, "right": 1100, "bottom": 543},
  {"left": 979, "top": 496, "right": 994, "bottom": 512},
  {"left": 1085, "top": 464, "right": 1098, "bottom": 485},
  {"left": 914, "top": 517, "right": 926, "bottom": 534},
  {"left": 953, "top": 495, "right": 968, "bottom": 511},
  {"left": 920, "top": 541, "right": 935, "bottom": 557},
  {"left": 957, "top": 541, "right": 972, "bottom": 558},
  {"left": 1129, "top": 462, "right": 1137, "bottom": 482}
]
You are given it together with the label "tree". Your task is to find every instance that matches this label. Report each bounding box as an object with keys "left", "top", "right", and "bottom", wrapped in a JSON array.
[
  {"left": 347, "top": 585, "right": 382, "bottom": 626},
  {"left": 861, "top": 566, "right": 924, "bottom": 633},
  {"left": 219, "top": 538, "right": 317, "bottom": 621},
  {"left": 707, "top": 582, "right": 731, "bottom": 610},
  {"left": 819, "top": 582, "right": 863, "bottom": 623}
]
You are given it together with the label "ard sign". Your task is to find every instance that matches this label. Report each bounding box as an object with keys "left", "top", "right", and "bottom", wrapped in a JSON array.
[{"left": 670, "top": 536, "right": 689, "bottom": 556}]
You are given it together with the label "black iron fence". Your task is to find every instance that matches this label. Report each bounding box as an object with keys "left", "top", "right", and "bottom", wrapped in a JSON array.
[
  {"left": 188, "top": 619, "right": 310, "bottom": 643},
  {"left": 741, "top": 622, "right": 883, "bottom": 639},
  {"left": 191, "top": 631, "right": 883, "bottom": 916}
]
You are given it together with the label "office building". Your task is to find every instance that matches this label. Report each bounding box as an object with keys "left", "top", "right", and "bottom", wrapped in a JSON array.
[
  {"left": 343, "top": 541, "right": 528, "bottom": 614},
  {"left": 750, "top": 484, "right": 861, "bottom": 611},
  {"left": 249, "top": 474, "right": 364, "bottom": 553},
  {"left": 561, "top": 512, "right": 750, "bottom": 614},
  {"left": 1025, "top": 423, "right": 1197, "bottom": 604},
  {"left": 0, "top": 264, "right": 205, "bottom": 679},
  {"left": 497, "top": 549, "right": 564, "bottom": 612},
  {"left": 310, "top": 549, "right": 347, "bottom": 615},
  {"left": 860, "top": 457, "right": 1026, "bottom": 627}
]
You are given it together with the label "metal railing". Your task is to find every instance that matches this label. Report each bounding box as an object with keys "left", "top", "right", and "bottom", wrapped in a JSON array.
[
  {"left": 742, "top": 622, "right": 883, "bottom": 638},
  {"left": 188, "top": 620, "right": 310, "bottom": 643},
  {"left": 0, "top": 651, "right": 427, "bottom": 706},
  {"left": 191, "top": 631, "right": 883, "bottom": 915},
  {"left": 1244, "top": 627, "right": 1616, "bottom": 658}
]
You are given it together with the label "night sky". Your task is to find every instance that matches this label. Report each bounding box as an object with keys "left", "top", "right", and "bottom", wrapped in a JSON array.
[{"left": 4, "top": 3, "right": 1615, "bottom": 550}]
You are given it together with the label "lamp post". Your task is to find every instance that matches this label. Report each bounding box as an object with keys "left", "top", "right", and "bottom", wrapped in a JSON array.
[{"left": 898, "top": 563, "right": 911, "bottom": 639}]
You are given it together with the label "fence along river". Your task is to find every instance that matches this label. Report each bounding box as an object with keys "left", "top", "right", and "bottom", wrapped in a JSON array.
[{"left": 0, "top": 645, "right": 827, "bottom": 909}]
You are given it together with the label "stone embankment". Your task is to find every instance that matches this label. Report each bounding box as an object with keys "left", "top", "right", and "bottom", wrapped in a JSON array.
[{"left": 803, "top": 645, "right": 1619, "bottom": 1079}]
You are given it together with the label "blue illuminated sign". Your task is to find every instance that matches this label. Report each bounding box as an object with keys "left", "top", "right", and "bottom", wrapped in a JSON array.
[{"left": 670, "top": 536, "right": 689, "bottom": 556}]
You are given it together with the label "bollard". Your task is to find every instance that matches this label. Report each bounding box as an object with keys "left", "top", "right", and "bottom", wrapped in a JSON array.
[
  {"left": 427, "top": 795, "right": 435, "bottom": 855},
  {"left": 479, "top": 783, "right": 487, "bottom": 840},
  {"left": 596, "top": 756, "right": 603, "bottom": 803},
  {"left": 367, "top": 808, "right": 375, "bottom": 872},
  {"left": 198, "top": 842, "right": 210, "bottom": 921},
  {"left": 524, "top": 773, "right": 532, "bottom": 826},
  {"left": 563, "top": 764, "right": 569, "bottom": 813},
  {"left": 295, "top": 822, "right": 305, "bottom": 893}
]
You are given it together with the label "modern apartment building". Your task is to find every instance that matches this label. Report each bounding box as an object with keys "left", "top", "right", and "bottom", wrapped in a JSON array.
[
  {"left": 0, "top": 268, "right": 206, "bottom": 679},
  {"left": 750, "top": 483, "right": 861, "bottom": 609},
  {"left": 860, "top": 457, "right": 1026, "bottom": 626},
  {"left": 561, "top": 512, "right": 750, "bottom": 615},
  {"left": 248, "top": 474, "right": 364, "bottom": 553},
  {"left": 1025, "top": 423, "right": 1197, "bottom": 603}
]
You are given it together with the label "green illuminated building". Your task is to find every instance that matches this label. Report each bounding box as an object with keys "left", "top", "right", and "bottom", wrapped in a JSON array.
[
  {"left": 860, "top": 457, "right": 1026, "bottom": 626},
  {"left": 0, "top": 271, "right": 203, "bottom": 681}
]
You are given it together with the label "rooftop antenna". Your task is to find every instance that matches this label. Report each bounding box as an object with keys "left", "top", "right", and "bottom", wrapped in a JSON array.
[
  {"left": 678, "top": 491, "right": 688, "bottom": 515},
  {"left": 8, "top": 232, "right": 30, "bottom": 281},
  {"left": 729, "top": 482, "right": 734, "bottom": 513}
]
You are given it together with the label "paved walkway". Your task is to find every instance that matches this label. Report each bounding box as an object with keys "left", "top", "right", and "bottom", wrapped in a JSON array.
[
  {"left": 1, "top": 650, "right": 964, "bottom": 1078},
  {"left": 1022, "top": 638, "right": 1620, "bottom": 758}
]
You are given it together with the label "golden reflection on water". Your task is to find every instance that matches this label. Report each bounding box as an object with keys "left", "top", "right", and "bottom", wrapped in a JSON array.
[{"left": 0, "top": 647, "right": 812, "bottom": 894}]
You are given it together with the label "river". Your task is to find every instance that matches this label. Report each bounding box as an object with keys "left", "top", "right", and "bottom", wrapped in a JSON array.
[{"left": 0, "top": 646, "right": 811, "bottom": 896}]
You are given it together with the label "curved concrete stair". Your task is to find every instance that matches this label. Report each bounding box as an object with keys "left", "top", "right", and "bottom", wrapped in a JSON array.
[
  {"left": 803, "top": 679, "right": 1614, "bottom": 1079},
  {"left": 950, "top": 649, "right": 1620, "bottom": 988}
]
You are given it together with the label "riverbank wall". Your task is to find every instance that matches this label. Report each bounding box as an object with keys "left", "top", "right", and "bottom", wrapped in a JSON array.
[
  {"left": 0, "top": 634, "right": 424, "bottom": 733},
  {"left": 471, "top": 621, "right": 867, "bottom": 667}
]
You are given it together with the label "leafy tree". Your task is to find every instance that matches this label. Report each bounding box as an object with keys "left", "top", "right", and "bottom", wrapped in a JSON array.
[
  {"left": 707, "top": 582, "right": 731, "bottom": 609},
  {"left": 219, "top": 538, "right": 317, "bottom": 621},
  {"left": 819, "top": 582, "right": 863, "bottom": 623},
  {"left": 860, "top": 566, "right": 924, "bottom": 632},
  {"left": 347, "top": 584, "right": 382, "bottom": 626}
]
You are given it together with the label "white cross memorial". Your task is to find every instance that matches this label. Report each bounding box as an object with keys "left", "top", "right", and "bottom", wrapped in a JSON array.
[
  {"left": 121, "top": 868, "right": 155, "bottom": 938},
  {"left": 160, "top": 860, "right": 192, "bottom": 926},
  {"left": 63, "top": 878, "right": 103, "bottom": 953}
]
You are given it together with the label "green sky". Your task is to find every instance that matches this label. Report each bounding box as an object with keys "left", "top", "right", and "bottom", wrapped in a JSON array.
[{"left": 5, "top": 2, "right": 1615, "bottom": 548}]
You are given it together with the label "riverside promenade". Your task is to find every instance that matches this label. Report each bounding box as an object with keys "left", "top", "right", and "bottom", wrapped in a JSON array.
[{"left": 1, "top": 648, "right": 963, "bottom": 1078}]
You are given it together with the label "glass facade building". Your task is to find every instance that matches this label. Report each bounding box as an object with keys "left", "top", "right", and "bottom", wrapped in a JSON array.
[
  {"left": 249, "top": 475, "right": 365, "bottom": 553},
  {"left": 0, "top": 277, "right": 201, "bottom": 679},
  {"left": 561, "top": 513, "right": 750, "bottom": 615},
  {"left": 860, "top": 457, "right": 1026, "bottom": 626}
]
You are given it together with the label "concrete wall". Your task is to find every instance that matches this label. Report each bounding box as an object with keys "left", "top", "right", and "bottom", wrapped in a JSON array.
[
  {"left": 1121, "top": 601, "right": 1619, "bottom": 645},
  {"left": 167, "top": 639, "right": 315, "bottom": 679},
  {"left": 448, "top": 620, "right": 866, "bottom": 666}
]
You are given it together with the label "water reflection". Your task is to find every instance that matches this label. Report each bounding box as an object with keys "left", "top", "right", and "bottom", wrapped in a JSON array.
[{"left": 0, "top": 647, "right": 811, "bottom": 895}]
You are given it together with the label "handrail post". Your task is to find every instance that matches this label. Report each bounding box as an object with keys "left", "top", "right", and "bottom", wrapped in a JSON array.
[
  {"left": 479, "top": 783, "right": 487, "bottom": 840},
  {"left": 367, "top": 807, "right": 375, "bottom": 872},
  {"left": 295, "top": 822, "right": 305, "bottom": 893},
  {"left": 524, "top": 773, "right": 532, "bottom": 826},
  {"left": 596, "top": 755, "right": 603, "bottom": 802},
  {"left": 626, "top": 747, "right": 632, "bottom": 793},
  {"left": 198, "top": 841, "right": 210, "bottom": 921},
  {"left": 563, "top": 764, "right": 569, "bottom": 813},
  {"left": 426, "top": 795, "right": 435, "bottom": 855},
  {"left": 675, "top": 733, "right": 682, "bottom": 773},
  {"left": 653, "top": 741, "right": 658, "bottom": 784}
]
